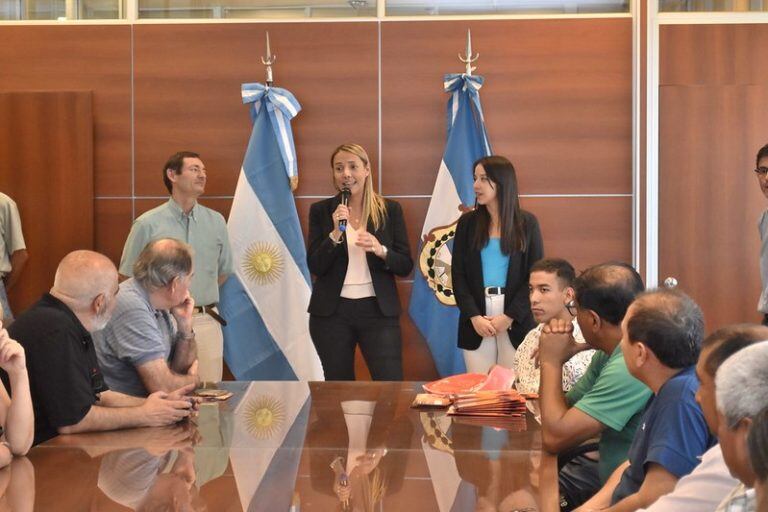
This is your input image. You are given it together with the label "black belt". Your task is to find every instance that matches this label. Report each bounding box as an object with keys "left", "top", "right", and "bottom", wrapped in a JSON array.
[
  {"left": 194, "top": 305, "right": 227, "bottom": 326},
  {"left": 484, "top": 286, "right": 506, "bottom": 296}
]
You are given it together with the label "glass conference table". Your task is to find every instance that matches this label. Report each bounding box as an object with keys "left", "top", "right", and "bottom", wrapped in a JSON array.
[{"left": 13, "top": 381, "right": 559, "bottom": 511}]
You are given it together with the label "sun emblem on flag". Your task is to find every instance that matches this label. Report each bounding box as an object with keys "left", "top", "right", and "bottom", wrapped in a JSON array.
[
  {"left": 243, "top": 395, "right": 285, "bottom": 439},
  {"left": 242, "top": 242, "right": 284, "bottom": 285},
  {"left": 418, "top": 221, "right": 458, "bottom": 306}
]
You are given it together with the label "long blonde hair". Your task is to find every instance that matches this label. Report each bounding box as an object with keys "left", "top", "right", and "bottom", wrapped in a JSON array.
[
  {"left": 330, "top": 143, "right": 387, "bottom": 231},
  {"left": 346, "top": 466, "right": 387, "bottom": 512}
]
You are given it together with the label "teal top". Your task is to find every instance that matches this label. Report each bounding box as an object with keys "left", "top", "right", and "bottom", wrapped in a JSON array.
[
  {"left": 480, "top": 238, "right": 509, "bottom": 288},
  {"left": 566, "top": 344, "right": 653, "bottom": 482},
  {"left": 119, "top": 199, "right": 234, "bottom": 305}
]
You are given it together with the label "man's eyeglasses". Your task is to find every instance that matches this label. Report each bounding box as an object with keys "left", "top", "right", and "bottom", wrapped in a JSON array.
[
  {"left": 185, "top": 166, "right": 207, "bottom": 175},
  {"left": 754, "top": 167, "right": 768, "bottom": 176},
  {"left": 565, "top": 300, "right": 577, "bottom": 316}
]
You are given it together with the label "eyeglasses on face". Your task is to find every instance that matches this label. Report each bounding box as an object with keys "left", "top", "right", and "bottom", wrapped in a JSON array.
[{"left": 185, "top": 165, "right": 207, "bottom": 175}]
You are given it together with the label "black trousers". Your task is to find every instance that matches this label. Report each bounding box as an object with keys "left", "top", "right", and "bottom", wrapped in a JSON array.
[
  {"left": 558, "top": 454, "right": 601, "bottom": 511},
  {"left": 309, "top": 297, "right": 403, "bottom": 381}
]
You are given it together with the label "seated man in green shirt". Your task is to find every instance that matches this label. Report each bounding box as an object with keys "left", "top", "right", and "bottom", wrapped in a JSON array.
[{"left": 538, "top": 262, "right": 653, "bottom": 511}]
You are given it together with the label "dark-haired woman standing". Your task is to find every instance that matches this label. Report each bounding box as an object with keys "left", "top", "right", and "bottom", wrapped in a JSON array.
[{"left": 451, "top": 155, "right": 543, "bottom": 374}]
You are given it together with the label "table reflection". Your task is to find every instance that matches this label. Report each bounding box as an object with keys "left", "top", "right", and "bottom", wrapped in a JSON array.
[
  {"left": 0, "top": 457, "right": 34, "bottom": 512},
  {"left": 12, "top": 382, "right": 556, "bottom": 511},
  {"left": 307, "top": 383, "right": 412, "bottom": 511},
  {"left": 98, "top": 444, "right": 202, "bottom": 511},
  {"left": 419, "top": 410, "right": 542, "bottom": 512}
]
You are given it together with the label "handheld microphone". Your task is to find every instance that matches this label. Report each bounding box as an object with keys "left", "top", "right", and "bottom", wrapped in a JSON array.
[{"left": 339, "top": 187, "right": 351, "bottom": 232}]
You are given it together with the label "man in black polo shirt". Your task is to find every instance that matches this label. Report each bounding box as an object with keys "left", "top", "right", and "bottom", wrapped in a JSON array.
[{"left": 8, "top": 250, "right": 195, "bottom": 445}]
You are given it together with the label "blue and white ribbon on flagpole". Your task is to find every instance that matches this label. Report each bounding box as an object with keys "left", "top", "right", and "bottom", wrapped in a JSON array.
[
  {"left": 409, "top": 73, "right": 493, "bottom": 377},
  {"left": 444, "top": 74, "right": 486, "bottom": 132},
  {"left": 242, "top": 83, "right": 301, "bottom": 185},
  {"left": 219, "top": 81, "right": 324, "bottom": 381}
]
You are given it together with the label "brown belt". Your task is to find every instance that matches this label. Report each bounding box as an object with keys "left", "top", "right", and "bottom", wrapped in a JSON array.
[{"left": 194, "top": 304, "right": 227, "bottom": 326}]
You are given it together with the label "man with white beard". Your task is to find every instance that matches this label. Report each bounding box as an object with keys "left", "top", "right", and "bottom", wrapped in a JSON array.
[{"left": 7, "top": 250, "right": 195, "bottom": 445}]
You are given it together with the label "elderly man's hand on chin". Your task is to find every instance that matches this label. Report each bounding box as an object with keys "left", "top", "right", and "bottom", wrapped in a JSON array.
[
  {"left": 170, "top": 292, "right": 195, "bottom": 338},
  {"left": 538, "top": 318, "right": 589, "bottom": 367}
]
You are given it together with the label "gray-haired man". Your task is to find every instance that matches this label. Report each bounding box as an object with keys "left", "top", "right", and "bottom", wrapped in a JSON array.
[
  {"left": 119, "top": 152, "right": 233, "bottom": 383},
  {"left": 95, "top": 238, "right": 199, "bottom": 397},
  {"left": 713, "top": 340, "right": 768, "bottom": 511},
  {"left": 639, "top": 324, "right": 768, "bottom": 512},
  {"left": 7, "top": 250, "right": 194, "bottom": 445}
]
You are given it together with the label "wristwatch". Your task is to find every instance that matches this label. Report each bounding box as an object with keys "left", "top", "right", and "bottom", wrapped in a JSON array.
[{"left": 380, "top": 245, "right": 388, "bottom": 259}]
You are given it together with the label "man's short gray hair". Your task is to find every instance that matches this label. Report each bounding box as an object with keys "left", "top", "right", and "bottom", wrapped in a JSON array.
[
  {"left": 715, "top": 340, "right": 768, "bottom": 429},
  {"left": 133, "top": 238, "right": 193, "bottom": 291}
]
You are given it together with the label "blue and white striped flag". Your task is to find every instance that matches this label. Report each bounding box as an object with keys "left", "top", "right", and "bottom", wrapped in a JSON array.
[
  {"left": 419, "top": 412, "right": 477, "bottom": 511},
  {"left": 229, "top": 382, "right": 311, "bottom": 511},
  {"left": 408, "top": 73, "right": 492, "bottom": 377},
  {"left": 218, "top": 82, "right": 324, "bottom": 381}
]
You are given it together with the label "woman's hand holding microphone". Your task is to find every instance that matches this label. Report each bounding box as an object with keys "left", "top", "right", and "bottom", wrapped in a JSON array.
[
  {"left": 330, "top": 204, "right": 349, "bottom": 243},
  {"left": 330, "top": 205, "right": 387, "bottom": 260}
]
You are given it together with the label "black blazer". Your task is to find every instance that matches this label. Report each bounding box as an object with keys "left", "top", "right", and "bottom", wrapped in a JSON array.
[
  {"left": 307, "top": 194, "right": 413, "bottom": 317},
  {"left": 451, "top": 209, "right": 544, "bottom": 350}
]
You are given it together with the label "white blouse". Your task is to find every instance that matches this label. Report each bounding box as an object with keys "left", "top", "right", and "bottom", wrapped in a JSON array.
[{"left": 340, "top": 225, "right": 376, "bottom": 299}]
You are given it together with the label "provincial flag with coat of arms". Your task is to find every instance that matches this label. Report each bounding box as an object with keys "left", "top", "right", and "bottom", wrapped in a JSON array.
[{"left": 408, "top": 72, "right": 493, "bottom": 377}]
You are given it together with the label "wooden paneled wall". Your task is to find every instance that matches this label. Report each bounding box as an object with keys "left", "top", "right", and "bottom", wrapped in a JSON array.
[
  {"left": 0, "top": 19, "right": 632, "bottom": 380},
  {"left": 0, "top": 91, "right": 94, "bottom": 313},
  {"left": 660, "top": 24, "right": 768, "bottom": 331}
]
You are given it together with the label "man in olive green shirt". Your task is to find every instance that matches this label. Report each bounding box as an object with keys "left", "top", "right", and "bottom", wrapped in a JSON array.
[
  {"left": 538, "top": 262, "right": 652, "bottom": 511},
  {"left": 120, "top": 152, "right": 233, "bottom": 383}
]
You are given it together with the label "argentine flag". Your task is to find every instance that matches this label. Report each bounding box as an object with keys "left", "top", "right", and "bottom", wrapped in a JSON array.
[
  {"left": 408, "top": 73, "right": 492, "bottom": 377},
  {"left": 229, "top": 381, "right": 311, "bottom": 511},
  {"left": 218, "top": 82, "right": 324, "bottom": 381}
]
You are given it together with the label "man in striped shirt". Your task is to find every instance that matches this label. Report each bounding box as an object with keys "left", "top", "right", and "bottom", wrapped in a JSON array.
[{"left": 95, "top": 238, "right": 199, "bottom": 397}]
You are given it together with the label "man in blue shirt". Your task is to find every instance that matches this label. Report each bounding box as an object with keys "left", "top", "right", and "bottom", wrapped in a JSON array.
[
  {"left": 576, "top": 289, "right": 716, "bottom": 511},
  {"left": 539, "top": 262, "right": 652, "bottom": 510}
]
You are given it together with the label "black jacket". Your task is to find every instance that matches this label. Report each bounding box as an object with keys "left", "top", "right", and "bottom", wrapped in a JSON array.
[
  {"left": 451, "top": 209, "right": 544, "bottom": 350},
  {"left": 307, "top": 195, "right": 413, "bottom": 317}
]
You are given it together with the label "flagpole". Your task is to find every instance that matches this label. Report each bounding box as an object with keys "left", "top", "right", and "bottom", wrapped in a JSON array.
[
  {"left": 409, "top": 28, "right": 493, "bottom": 377},
  {"left": 221, "top": 33, "right": 323, "bottom": 381}
]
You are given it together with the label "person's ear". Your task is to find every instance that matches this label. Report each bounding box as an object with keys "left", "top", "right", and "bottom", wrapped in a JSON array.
[
  {"left": 587, "top": 309, "right": 601, "bottom": 333},
  {"left": 635, "top": 341, "right": 649, "bottom": 367},
  {"left": 168, "top": 276, "right": 179, "bottom": 295},
  {"left": 93, "top": 293, "right": 107, "bottom": 316},
  {"left": 738, "top": 416, "right": 753, "bottom": 435},
  {"left": 564, "top": 287, "right": 575, "bottom": 304}
]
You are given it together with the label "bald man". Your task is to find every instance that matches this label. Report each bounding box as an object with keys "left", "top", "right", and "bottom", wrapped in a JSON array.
[
  {"left": 95, "top": 239, "right": 199, "bottom": 397},
  {"left": 6, "top": 250, "right": 195, "bottom": 445}
]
